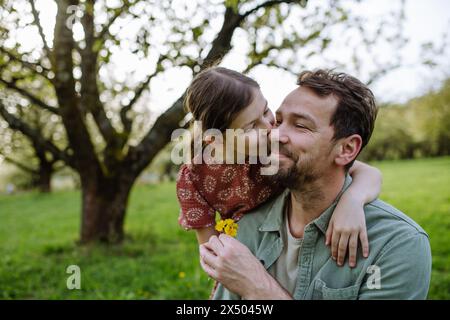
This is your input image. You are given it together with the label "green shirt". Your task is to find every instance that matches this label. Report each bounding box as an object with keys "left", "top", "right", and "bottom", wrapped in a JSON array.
[{"left": 212, "top": 175, "right": 432, "bottom": 300}]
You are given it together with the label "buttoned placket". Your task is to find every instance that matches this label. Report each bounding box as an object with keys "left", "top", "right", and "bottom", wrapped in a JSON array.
[{"left": 293, "top": 222, "right": 321, "bottom": 299}]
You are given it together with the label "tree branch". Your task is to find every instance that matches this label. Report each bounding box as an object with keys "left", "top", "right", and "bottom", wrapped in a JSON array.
[
  {"left": 0, "top": 100, "right": 74, "bottom": 168},
  {"left": 123, "top": 95, "right": 185, "bottom": 176},
  {"left": 80, "top": 0, "right": 119, "bottom": 148},
  {"left": 97, "top": 8, "right": 123, "bottom": 41},
  {"left": 29, "top": 0, "right": 52, "bottom": 60},
  {"left": 2, "top": 155, "right": 37, "bottom": 174},
  {"left": 366, "top": 63, "right": 402, "bottom": 86},
  {"left": 265, "top": 61, "right": 297, "bottom": 75},
  {"left": 53, "top": 0, "right": 100, "bottom": 174},
  {"left": 0, "top": 47, "right": 52, "bottom": 80},
  {"left": 96, "top": 0, "right": 137, "bottom": 42},
  {"left": 239, "top": 0, "right": 300, "bottom": 21},
  {"left": 0, "top": 77, "right": 59, "bottom": 114},
  {"left": 119, "top": 54, "right": 166, "bottom": 137},
  {"left": 201, "top": 6, "right": 242, "bottom": 66},
  {"left": 242, "top": 44, "right": 278, "bottom": 74}
]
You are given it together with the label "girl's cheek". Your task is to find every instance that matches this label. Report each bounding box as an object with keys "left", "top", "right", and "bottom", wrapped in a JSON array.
[
  {"left": 251, "top": 131, "right": 266, "bottom": 156},
  {"left": 243, "top": 131, "right": 259, "bottom": 157}
]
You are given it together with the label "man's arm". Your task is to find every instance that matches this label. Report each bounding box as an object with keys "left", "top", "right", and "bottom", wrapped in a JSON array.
[
  {"left": 200, "top": 234, "right": 292, "bottom": 300},
  {"left": 358, "top": 232, "right": 431, "bottom": 299}
]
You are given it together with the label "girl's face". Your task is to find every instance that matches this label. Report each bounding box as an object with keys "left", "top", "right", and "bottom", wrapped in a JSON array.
[{"left": 228, "top": 88, "right": 274, "bottom": 157}]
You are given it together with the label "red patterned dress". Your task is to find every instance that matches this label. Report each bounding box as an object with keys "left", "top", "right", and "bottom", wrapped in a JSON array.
[{"left": 177, "top": 163, "right": 283, "bottom": 230}]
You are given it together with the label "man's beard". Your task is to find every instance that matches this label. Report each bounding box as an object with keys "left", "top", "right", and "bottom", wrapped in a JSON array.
[{"left": 269, "top": 146, "right": 320, "bottom": 190}]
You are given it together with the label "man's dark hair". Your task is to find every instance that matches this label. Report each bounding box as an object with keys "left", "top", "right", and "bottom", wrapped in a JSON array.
[{"left": 297, "top": 69, "right": 378, "bottom": 169}]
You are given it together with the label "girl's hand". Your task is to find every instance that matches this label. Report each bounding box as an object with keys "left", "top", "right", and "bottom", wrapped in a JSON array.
[{"left": 325, "top": 192, "right": 369, "bottom": 268}]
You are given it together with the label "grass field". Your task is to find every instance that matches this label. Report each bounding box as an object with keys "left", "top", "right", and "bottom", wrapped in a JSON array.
[{"left": 0, "top": 157, "right": 449, "bottom": 299}]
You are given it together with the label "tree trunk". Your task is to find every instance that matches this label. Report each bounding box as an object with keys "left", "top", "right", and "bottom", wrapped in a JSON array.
[
  {"left": 31, "top": 140, "right": 54, "bottom": 193},
  {"left": 34, "top": 160, "right": 52, "bottom": 193},
  {"left": 79, "top": 174, "right": 134, "bottom": 244}
]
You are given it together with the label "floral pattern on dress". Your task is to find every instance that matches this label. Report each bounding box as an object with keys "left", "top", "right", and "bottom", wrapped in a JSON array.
[
  {"left": 203, "top": 176, "right": 217, "bottom": 194},
  {"left": 177, "top": 188, "right": 192, "bottom": 201},
  {"left": 185, "top": 208, "right": 204, "bottom": 223}
]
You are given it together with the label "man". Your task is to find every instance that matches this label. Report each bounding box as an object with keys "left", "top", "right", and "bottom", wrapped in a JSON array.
[{"left": 199, "top": 69, "right": 432, "bottom": 300}]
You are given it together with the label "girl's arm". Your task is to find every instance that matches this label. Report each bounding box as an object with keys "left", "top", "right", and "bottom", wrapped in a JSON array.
[
  {"left": 326, "top": 160, "right": 382, "bottom": 268},
  {"left": 347, "top": 160, "right": 382, "bottom": 204},
  {"left": 196, "top": 226, "right": 219, "bottom": 244},
  {"left": 176, "top": 165, "right": 219, "bottom": 245}
]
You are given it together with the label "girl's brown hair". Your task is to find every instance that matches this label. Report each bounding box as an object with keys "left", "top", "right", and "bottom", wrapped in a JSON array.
[{"left": 184, "top": 67, "right": 260, "bottom": 131}]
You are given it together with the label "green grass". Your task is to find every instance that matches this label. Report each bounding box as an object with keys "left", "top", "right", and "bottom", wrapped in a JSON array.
[
  {"left": 371, "top": 157, "right": 450, "bottom": 299},
  {"left": 0, "top": 157, "right": 449, "bottom": 299},
  {"left": 0, "top": 183, "right": 213, "bottom": 299}
]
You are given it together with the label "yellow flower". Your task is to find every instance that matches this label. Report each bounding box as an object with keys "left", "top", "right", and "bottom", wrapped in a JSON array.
[
  {"left": 215, "top": 219, "right": 226, "bottom": 232},
  {"left": 178, "top": 271, "right": 186, "bottom": 279},
  {"left": 224, "top": 224, "right": 238, "bottom": 237},
  {"left": 215, "top": 218, "right": 238, "bottom": 237},
  {"left": 224, "top": 218, "right": 235, "bottom": 225}
]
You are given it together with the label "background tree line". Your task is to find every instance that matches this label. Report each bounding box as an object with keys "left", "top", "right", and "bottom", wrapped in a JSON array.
[{"left": 361, "top": 78, "right": 450, "bottom": 161}]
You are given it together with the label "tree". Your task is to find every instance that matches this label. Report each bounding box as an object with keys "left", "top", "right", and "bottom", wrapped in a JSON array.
[
  {"left": 0, "top": 0, "right": 441, "bottom": 243},
  {"left": 0, "top": 124, "right": 55, "bottom": 193},
  {"left": 0, "top": 94, "right": 68, "bottom": 192},
  {"left": 360, "top": 77, "right": 450, "bottom": 161},
  {"left": 410, "top": 78, "right": 450, "bottom": 157}
]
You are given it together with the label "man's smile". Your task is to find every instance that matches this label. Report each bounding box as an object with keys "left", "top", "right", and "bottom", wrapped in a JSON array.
[{"left": 272, "top": 152, "right": 291, "bottom": 161}]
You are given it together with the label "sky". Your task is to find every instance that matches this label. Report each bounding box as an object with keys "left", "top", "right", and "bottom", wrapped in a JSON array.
[
  {"left": 243, "top": 0, "right": 450, "bottom": 110},
  {"left": 5, "top": 0, "right": 450, "bottom": 115}
]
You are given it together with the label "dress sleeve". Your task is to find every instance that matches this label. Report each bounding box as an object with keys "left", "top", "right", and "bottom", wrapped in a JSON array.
[
  {"left": 176, "top": 165, "right": 216, "bottom": 230},
  {"left": 247, "top": 164, "right": 285, "bottom": 207}
]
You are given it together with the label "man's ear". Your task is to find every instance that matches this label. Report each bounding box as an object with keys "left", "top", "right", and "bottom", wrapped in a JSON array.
[{"left": 334, "top": 134, "right": 362, "bottom": 167}]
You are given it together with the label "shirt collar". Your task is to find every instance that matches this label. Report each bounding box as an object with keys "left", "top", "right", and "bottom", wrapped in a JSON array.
[{"left": 258, "top": 174, "right": 353, "bottom": 235}]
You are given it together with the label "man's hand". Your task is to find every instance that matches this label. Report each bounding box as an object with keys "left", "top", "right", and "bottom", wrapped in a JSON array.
[{"left": 199, "top": 234, "right": 292, "bottom": 300}]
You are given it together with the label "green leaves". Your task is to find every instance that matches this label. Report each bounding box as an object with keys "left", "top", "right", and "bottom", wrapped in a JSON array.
[
  {"left": 299, "top": 0, "right": 308, "bottom": 8},
  {"left": 225, "top": 0, "right": 239, "bottom": 13},
  {"left": 192, "top": 26, "right": 203, "bottom": 42},
  {"left": 93, "top": 39, "right": 103, "bottom": 53},
  {"left": 85, "top": 1, "right": 94, "bottom": 15}
]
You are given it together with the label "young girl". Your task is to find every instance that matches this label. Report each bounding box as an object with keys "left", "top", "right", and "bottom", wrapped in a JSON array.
[{"left": 176, "top": 67, "right": 382, "bottom": 270}]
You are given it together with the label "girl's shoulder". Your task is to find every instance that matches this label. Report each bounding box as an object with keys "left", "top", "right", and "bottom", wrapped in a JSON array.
[
  {"left": 178, "top": 163, "right": 270, "bottom": 185},
  {"left": 189, "top": 162, "right": 253, "bottom": 176}
]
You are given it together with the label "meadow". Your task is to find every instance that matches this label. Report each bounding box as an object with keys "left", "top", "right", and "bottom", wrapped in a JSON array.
[{"left": 0, "top": 157, "right": 449, "bottom": 299}]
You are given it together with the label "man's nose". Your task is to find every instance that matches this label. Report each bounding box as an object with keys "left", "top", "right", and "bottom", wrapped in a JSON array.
[
  {"left": 268, "top": 128, "right": 288, "bottom": 145},
  {"left": 269, "top": 122, "right": 288, "bottom": 144}
]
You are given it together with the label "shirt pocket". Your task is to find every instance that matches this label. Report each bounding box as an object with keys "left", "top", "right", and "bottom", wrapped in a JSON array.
[{"left": 312, "top": 279, "right": 359, "bottom": 300}]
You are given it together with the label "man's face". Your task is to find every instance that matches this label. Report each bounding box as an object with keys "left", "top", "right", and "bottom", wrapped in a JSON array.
[{"left": 270, "top": 86, "right": 339, "bottom": 188}]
